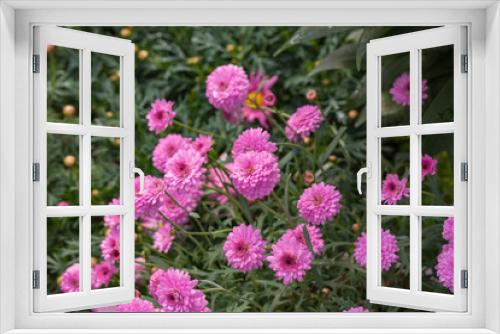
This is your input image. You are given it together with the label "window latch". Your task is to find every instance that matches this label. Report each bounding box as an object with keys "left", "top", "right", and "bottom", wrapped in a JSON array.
[
  {"left": 461, "top": 54, "right": 468, "bottom": 73},
  {"left": 32, "top": 163, "right": 40, "bottom": 182},
  {"left": 32, "top": 270, "right": 40, "bottom": 289},
  {"left": 461, "top": 270, "right": 468, "bottom": 289},
  {"left": 32, "top": 54, "right": 40, "bottom": 73},
  {"left": 356, "top": 162, "right": 371, "bottom": 195},
  {"left": 461, "top": 162, "right": 468, "bottom": 181}
]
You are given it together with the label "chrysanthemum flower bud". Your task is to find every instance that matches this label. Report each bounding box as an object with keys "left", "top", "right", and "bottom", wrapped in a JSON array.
[
  {"left": 63, "top": 104, "right": 76, "bottom": 117},
  {"left": 303, "top": 136, "right": 312, "bottom": 145},
  {"left": 120, "top": 27, "right": 132, "bottom": 38},
  {"left": 352, "top": 223, "right": 360, "bottom": 233},
  {"left": 306, "top": 89, "right": 317, "bottom": 101},
  {"left": 138, "top": 50, "right": 149, "bottom": 60},
  {"left": 303, "top": 170, "right": 315, "bottom": 185},
  {"left": 63, "top": 155, "right": 76, "bottom": 168},
  {"left": 348, "top": 109, "right": 359, "bottom": 120},
  {"left": 328, "top": 155, "right": 337, "bottom": 162}
]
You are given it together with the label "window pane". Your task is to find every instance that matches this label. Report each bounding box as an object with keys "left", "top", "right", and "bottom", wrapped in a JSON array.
[
  {"left": 91, "top": 216, "right": 121, "bottom": 290},
  {"left": 47, "top": 217, "right": 80, "bottom": 295},
  {"left": 421, "top": 216, "right": 454, "bottom": 294},
  {"left": 91, "top": 52, "right": 120, "bottom": 127},
  {"left": 47, "top": 134, "right": 80, "bottom": 206},
  {"left": 91, "top": 137, "right": 121, "bottom": 205},
  {"left": 421, "top": 134, "right": 454, "bottom": 206},
  {"left": 47, "top": 45, "right": 80, "bottom": 124},
  {"left": 381, "top": 137, "right": 410, "bottom": 205},
  {"left": 381, "top": 216, "right": 409, "bottom": 290},
  {"left": 380, "top": 52, "right": 410, "bottom": 127},
  {"left": 421, "top": 45, "right": 454, "bottom": 124}
]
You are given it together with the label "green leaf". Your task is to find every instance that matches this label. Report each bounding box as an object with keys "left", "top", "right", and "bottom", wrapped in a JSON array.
[{"left": 309, "top": 43, "right": 358, "bottom": 76}]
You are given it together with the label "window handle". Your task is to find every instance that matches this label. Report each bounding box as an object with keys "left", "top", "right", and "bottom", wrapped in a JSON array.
[
  {"left": 357, "top": 164, "right": 370, "bottom": 195},
  {"left": 130, "top": 163, "right": 145, "bottom": 194}
]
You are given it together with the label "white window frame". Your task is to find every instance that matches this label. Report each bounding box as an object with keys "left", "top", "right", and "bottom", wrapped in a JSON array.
[{"left": 0, "top": 1, "right": 499, "bottom": 333}]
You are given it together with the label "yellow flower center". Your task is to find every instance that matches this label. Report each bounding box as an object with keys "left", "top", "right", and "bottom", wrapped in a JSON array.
[{"left": 245, "top": 91, "right": 264, "bottom": 109}]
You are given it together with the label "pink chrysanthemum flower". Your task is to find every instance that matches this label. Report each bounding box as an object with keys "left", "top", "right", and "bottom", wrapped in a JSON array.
[
  {"left": 92, "top": 261, "right": 117, "bottom": 289},
  {"left": 60, "top": 263, "right": 80, "bottom": 293},
  {"left": 223, "top": 224, "right": 267, "bottom": 273},
  {"left": 297, "top": 182, "right": 342, "bottom": 226},
  {"left": 153, "top": 223, "right": 175, "bottom": 254},
  {"left": 242, "top": 72, "right": 278, "bottom": 128},
  {"left": 191, "top": 135, "right": 213, "bottom": 162},
  {"left": 353, "top": 230, "right": 400, "bottom": 271},
  {"left": 57, "top": 201, "right": 70, "bottom": 206},
  {"left": 152, "top": 134, "right": 191, "bottom": 173},
  {"left": 281, "top": 224, "right": 324, "bottom": 255},
  {"left": 164, "top": 148, "right": 205, "bottom": 192},
  {"left": 267, "top": 238, "right": 313, "bottom": 285},
  {"left": 157, "top": 187, "right": 201, "bottom": 226},
  {"left": 381, "top": 174, "right": 410, "bottom": 205},
  {"left": 285, "top": 104, "right": 324, "bottom": 142},
  {"left": 104, "top": 198, "right": 121, "bottom": 230},
  {"left": 230, "top": 151, "right": 280, "bottom": 201},
  {"left": 100, "top": 228, "right": 120, "bottom": 263},
  {"left": 436, "top": 243, "right": 454, "bottom": 292},
  {"left": 443, "top": 216, "right": 454, "bottom": 244},
  {"left": 146, "top": 98, "right": 176, "bottom": 134},
  {"left": 150, "top": 268, "right": 210, "bottom": 312},
  {"left": 343, "top": 306, "right": 369, "bottom": 313},
  {"left": 231, "top": 128, "right": 277, "bottom": 157},
  {"left": 135, "top": 176, "right": 168, "bottom": 219},
  {"left": 207, "top": 166, "right": 235, "bottom": 204},
  {"left": 422, "top": 154, "right": 437, "bottom": 179},
  {"left": 116, "top": 297, "right": 158, "bottom": 312},
  {"left": 389, "top": 72, "right": 429, "bottom": 107},
  {"left": 205, "top": 64, "right": 250, "bottom": 123}
]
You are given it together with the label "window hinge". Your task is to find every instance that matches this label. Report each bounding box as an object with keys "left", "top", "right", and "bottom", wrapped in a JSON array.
[
  {"left": 32, "top": 54, "right": 40, "bottom": 73},
  {"left": 461, "top": 162, "right": 468, "bottom": 181},
  {"left": 32, "top": 163, "right": 40, "bottom": 182},
  {"left": 32, "top": 270, "right": 40, "bottom": 289},
  {"left": 461, "top": 269, "right": 468, "bottom": 289},
  {"left": 461, "top": 54, "right": 468, "bottom": 73}
]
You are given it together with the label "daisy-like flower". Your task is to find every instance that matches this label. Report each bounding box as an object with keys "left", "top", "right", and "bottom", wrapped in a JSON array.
[
  {"left": 230, "top": 151, "right": 280, "bottom": 201},
  {"left": 100, "top": 228, "right": 120, "bottom": 263},
  {"left": 242, "top": 71, "right": 278, "bottom": 128},
  {"left": 285, "top": 104, "right": 324, "bottom": 143},
  {"left": 297, "top": 182, "right": 342, "bottom": 226},
  {"left": 422, "top": 154, "right": 437, "bottom": 179},
  {"left": 92, "top": 261, "right": 117, "bottom": 289},
  {"left": 353, "top": 230, "right": 400, "bottom": 271},
  {"left": 116, "top": 297, "right": 158, "bottom": 312},
  {"left": 60, "top": 263, "right": 80, "bottom": 293},
  {"left": 152, "top": 134, "right": 191, "bottom": 173},
  {"left": 153, "top": 223, "right": 175, "bottom": 254},
  {"left": 343, "top": 306, "right": 369, "bottom": 313},
  {"left": 164, "top": 148, "right": 205, "bottom": 192},
  {"left": 205, "top": 64, "right": 250, "bottom": 123},
  {"left": 191, "top": 135, "right": 213, "bottom": 162},
  {"left": 146, "top": 98, "right": 176, "bottom": 134},
  {"left": 231, "top": 128, "right": 277, "bottom": 158},
  {"left": 207, "top": 166, "right": 235, "bottom": 204},
  {"left": 267, "top": 238, "right": 313, "bottom": 285},
  {"left": 435, "top": 243, "right": 454, "bottom": 292},
  {"left": 389, "top": 72, "right": 429, "bottom": 107},
  {"left": 442, "top": 216, "right": 454, "bottom": 244},
  {"left": 223, "top": 224, "right": 267, "bottom": 273},
  {"left": 281, "top": 224, "right": 324, "bottom": 255},
  {"left": 150, "top": 268, "right": 210, "bottom": 312},
  {"left": 381, "top": 174, "right": 410, "bottom": 205},
  {"left": 104, "top": 198, "right": 121, "bottom": 230},
  {"left": 135, "top": 176, "right": 167, "bottom": 219}
]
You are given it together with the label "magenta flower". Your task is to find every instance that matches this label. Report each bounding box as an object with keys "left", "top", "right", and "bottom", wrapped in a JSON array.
[
  {"left": 353, "top": 230, "right": 400, "bottom": 271},
  {"left": 435, "top": 243, "right": 454, "bottom": 292},
  {"left": 343, "top": 306, "right": 369, "bottom": 313},
  {"left": 207, "top": 166, "right": 235, "bottom": 204},
  {"left": 297, "top": 182, "right": 342, "bottom": 226},
  {"left": 104, "top": 198, "right": 121, "bottom": 230},
  {"left": 191, "top": 135, "right": 213, "bottom": 162},
  {"left": 92, "top": 261, "right": 117, "bottom": 289},
  {"left": 100, "top": 228, "right": 120, "bottom": 263},
  {"left": 57, "top": 201, "right": 70, "bottom": 206},
  {"left": 60, "top": 263, "right": 80, "bottom": 293},
  {"left": 285, "top": 104, "right": 324, "bottom": 142},
  {"left": 231, "top": 127, "right": 277, "bottom": 158},
  {"left": 230, "top": 151, "right": 280, "bottom": 201},
  {"left": 135, "top": 176, "right": 167, "bottom": 219},
  {"left": 152, "top": 134, "right": 191, "bottom": 173},
  {"left": 389, "top": 72, "right": 428, "bottom": 107},
  {"left": 442, "top": 216, "right": 454, "bottom": 244},
  {"left": 153, "top": 223, "right": 175, "bottom": 254},
  {"left": 157, "top": 187, "right": 201, "bottom": 226},
  {"left": 149, "top": 268, "right": 210, "bottom": 312},
  {"left": 223, "top": 224, "right": 267, "bottom": 273},
  {"left": 205, "top": 64, "right": 250, "bottom": 123},
  {"left": 163, "top": 148, "right": 205, "bottom": 192},
  {"left": 267, "top": 238, "right": 313, "bottom": 285},
  {"left": 381, "top": 174, "right": 410, "bottom": 205},
  {"left": 242, "top": 72, "right": 278, "bottom": 128},
  {"left": 146, "top": 98, "right": 176, "bottom": 134},
  {"left": 116, "top": 297, "right": 158, "bottom": 312},
  {"left": 281, "top": 224, "right": 324, "bottom": 255},
  {"left": 422, "top": 154, "right": 437, "bottom": 179}
]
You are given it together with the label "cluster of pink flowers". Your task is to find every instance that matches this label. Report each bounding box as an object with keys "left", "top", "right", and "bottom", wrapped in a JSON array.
[
  {"left": 60, "top": 260, "right": 118, "bottom": 293},
  {"left": 146, "top": 98, "right": 176, "bottom": 134},
  {"left": 389, "top": 72, "right": 429, "bottom": 107},
  {"left": 353, "top": 230, "right": 400, "bottom": 272},
  {"left": 422, "top": 154, "right": 438, "bottom": 179},
  {"left": 285, "top": 104, "right": 324, "bottom": 142},
  {"left": 436, "top": 217, "right": 454, "bottom": 292},
  {"left": 381, "top": 174, "right": 410, "bottom": 205}
]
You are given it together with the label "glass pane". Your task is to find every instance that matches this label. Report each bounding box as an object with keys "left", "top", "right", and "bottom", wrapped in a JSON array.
[
  {"left": 47, "top": 134, "right": 80, "bottom": 206},
  {"left": 421, "top": 134, "right": 454, "bottom": 206},
  {"left": 422, "top": 216, "right": 454, "bottom": 294},
  {"left": 91, "top": 52, "right": 120, "bottom": 127},
  {"left": 381, "top": 216, "right": 409, "bottom": 289},
  {"left": 47, "top": 45, "right": 80, "bottom": 124},
  {"left": 421, "top": 45, "right": 454, "bottom": 124},
  {"left": 91, "top": 137, "right": 121, "bottom": 205},
  {"left": 381, "top": 137, "right": 410, "bottom": 205},
  {"left": 91, "top": 216, "right": 120, "bottom": 290},
  {"left": 47, "top": 217, "right": 80, "bottom": 295},
  {"left": 380, "top": 52, "right": 410, "bottom": 127}
]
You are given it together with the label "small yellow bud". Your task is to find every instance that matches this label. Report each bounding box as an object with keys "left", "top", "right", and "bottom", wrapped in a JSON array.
[
  {"left": 137, "top": 50, "right": 149, "bottom": 60},
  {"left": 120, "top": 27, "right": 132, "bottom": 38},
  {"left": 63, "top": 155, "right": 76, "bottom": 168}
]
